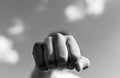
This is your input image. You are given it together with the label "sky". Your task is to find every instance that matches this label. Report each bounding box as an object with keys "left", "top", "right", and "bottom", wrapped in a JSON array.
[{"left": 0, "top": 0, "right": 120, "bottom": 78}]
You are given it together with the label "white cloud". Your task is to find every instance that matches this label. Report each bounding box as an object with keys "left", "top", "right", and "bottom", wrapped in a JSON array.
[
  {"left": 8, "top": 18, "right": 25, "bottom": 36},
  {"left": 51, "top": 70, "right": 81, "bottom": 78},
  {"left": 64, "top": 0, "right": 107, "bottom": 22},
  {"left": 65, "top": 4, "right": 86, "bottom": 22},
  {"left": 8, "top": 18, "right": 25, "bottom": 41},
  {"left": 36, "top": 0, "right": 50, "bottom": 12},
  {"left": 86, "top": 0, "right": 106, "bottom": 15},
  {"left": 0, "top": 35, "right": 19, "bottom": 64}
]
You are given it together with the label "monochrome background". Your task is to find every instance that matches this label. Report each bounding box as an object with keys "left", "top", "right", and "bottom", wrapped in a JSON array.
[{"left": 0, "top": 0, "right": 120, "bottom": 78}]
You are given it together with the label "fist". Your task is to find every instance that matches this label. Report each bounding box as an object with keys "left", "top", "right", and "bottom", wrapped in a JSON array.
[{"left": 32, "top": 32, "right": 90, "bottom": 72}]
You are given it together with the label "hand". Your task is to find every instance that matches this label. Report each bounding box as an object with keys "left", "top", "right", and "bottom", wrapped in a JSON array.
[{"left": 32, "top": 32, "right": 90, "bottom": 72}]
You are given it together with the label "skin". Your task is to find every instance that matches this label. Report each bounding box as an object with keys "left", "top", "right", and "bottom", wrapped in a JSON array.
[{"left": 32, "top": 32, "right": 90, "bottom": 78}]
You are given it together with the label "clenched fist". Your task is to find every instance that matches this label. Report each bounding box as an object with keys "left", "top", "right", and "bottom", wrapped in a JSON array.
[{"left": 32, "top": 32, "right": 90, "bottom": 72}]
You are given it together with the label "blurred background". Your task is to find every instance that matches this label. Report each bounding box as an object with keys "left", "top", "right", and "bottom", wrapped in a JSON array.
[{"left": 0, "top": 0, "right": 120, "bottom": 78}]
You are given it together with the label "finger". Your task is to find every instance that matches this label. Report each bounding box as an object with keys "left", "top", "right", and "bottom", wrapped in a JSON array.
[
  {"left": 66, "top": 35, "right": 81, "bottom": 70},
  {"left": 75, "top": 56, "right": 90, "bottom": 71},
  {"left": 32, "top": 42, "right": 47, "bottom": 71},
  {"left": 52, "top": 33, "right": 68, "bottom": 69},
  {"left": 44, "top": 37, "right": 56, "bottom": 70}
]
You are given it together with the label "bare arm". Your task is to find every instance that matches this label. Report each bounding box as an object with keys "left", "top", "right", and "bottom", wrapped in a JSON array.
[{"left": 31, "top": 66, "right": 52, "bottom": 78}]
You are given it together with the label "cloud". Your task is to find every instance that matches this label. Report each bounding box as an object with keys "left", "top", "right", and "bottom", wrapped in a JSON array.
[
  {"left": 64, "top": 0, "right": 107, "bottom": 22},
  {"left": 65, "top": 4, "right": 86, "bottom": 22},
  {"left": 36, "top": 0, "right": 50, "bottom": 12},
  {"left": 86, "top": 0, "right": 106, "bottom": 15},
  {"left": 0, "top": 35, "right": 19, "bottom": 64},
  {"left": 51, "top": 70, "right": 81, "bottom": 78},
  {"left": 8, "top": 18, "right": 25, "bottom": 36},
  {"left": 8, "top": 18, "right": 25, "bottom": 41}
]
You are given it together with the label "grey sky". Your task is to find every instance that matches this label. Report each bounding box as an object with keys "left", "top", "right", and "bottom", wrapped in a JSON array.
[{"left": 0, "top": 0, "right": 120, "bottom": 78}]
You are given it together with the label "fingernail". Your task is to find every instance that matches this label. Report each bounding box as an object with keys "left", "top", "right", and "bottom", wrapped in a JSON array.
[{"left": 83, "top": 65, "right": 88, "bottom": 70}]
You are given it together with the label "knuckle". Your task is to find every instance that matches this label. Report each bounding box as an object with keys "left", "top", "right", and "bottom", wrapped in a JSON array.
[
  {"left": 48, "top": 31, "right": 69, "bottom": 37},
  {"left": 57, "top": 33, "right": 64, "bottom": 39},
  {"left": 67, "top": 35, "right": 75, "bottom": 41}
]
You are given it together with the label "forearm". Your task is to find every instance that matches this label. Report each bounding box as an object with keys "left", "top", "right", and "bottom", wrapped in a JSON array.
[{"left": 31, "top": 66, "right": 52, "bottom": 78}]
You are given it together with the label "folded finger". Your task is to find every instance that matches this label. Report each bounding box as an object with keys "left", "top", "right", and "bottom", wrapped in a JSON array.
[
  {"left": 44, "top": 37, "right": 56, "bottom": 70},
  {"left": 33, "top": 42, "right": 47, "bottom": 71},
  {"left": 66, "top": 35, "right": 81, "bottom": 70},
  {"left": 52, "top": 33, "right": 68, "bottom": 69}
]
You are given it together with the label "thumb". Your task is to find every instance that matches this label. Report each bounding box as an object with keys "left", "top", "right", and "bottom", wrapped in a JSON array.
[{"left": 75, "top": 56, "right": 90, "bottom": 72}]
